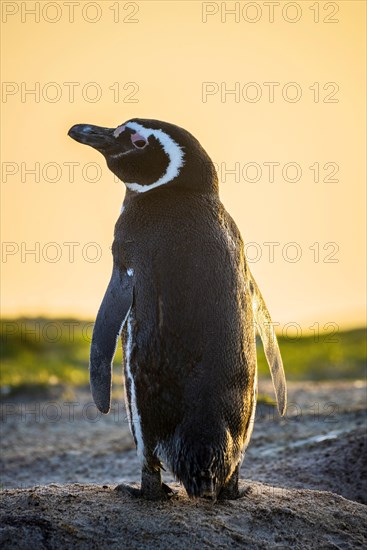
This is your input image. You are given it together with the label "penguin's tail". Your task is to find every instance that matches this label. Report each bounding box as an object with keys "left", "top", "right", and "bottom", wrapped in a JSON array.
[
  {"left": 183, "top": 472, "right": 217, "bottom": 499},
  {"left": 160, "top": 437, "right": 231, "bottom": 499},
  {"left": 176, "top": 449, "right": 220, "bottom": 499}
]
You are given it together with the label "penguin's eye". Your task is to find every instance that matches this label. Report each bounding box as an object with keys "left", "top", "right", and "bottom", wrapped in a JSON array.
[
  {"left": 133, "top": 139, "right": 148, "bottom": 149},
  {"left": 131, "top": 132, "right": 148, "bottom": 149}
]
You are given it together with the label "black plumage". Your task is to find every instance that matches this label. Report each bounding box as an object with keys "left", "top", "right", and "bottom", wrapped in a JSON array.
[{"left": 68, "top": 118, "right": 286, "bottom": 500}]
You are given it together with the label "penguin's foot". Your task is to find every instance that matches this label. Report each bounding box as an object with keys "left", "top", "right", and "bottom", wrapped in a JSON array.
[
  {"left": 141, "top": 469, "right": 176, "bottom": 501},
  {"left": 218, "top": 484, "right": 250, "bottom": 500},
  {"left": 217, "top": 466, "right": 249, "bottom": 500},
  {"left": 114, "top": 482, "right": 141, "bottom": 498},
  {"left": 115, "top": 474, "right": 176, "bottom": 501},
  {"left": 159, "top": 482, "right": 176, "bottom": 500},
  {"left": 114, "top": 481, "right": 175, "bottom": 500}
]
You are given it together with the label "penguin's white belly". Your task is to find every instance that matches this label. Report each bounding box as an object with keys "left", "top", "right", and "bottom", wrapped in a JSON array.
[{"left": 124, "top": 313, "right": 145, "bottom": 463}]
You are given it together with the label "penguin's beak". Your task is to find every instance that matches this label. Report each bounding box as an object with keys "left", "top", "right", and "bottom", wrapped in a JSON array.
[{"left": 68, "top": 124, "right": 115, "bottom": 151}]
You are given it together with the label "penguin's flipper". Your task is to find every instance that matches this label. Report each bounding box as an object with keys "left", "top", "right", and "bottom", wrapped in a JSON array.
[
  {"left": 249, "top": 271, "right": 287, "bottom": 416},
  {"left": 90, "top": 267, "right": 133, "bottom": 414}
]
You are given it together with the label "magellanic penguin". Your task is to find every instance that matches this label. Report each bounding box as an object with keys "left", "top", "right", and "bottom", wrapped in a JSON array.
[{"left": 68, "top": 118, "right": 287, "bottom": 500}]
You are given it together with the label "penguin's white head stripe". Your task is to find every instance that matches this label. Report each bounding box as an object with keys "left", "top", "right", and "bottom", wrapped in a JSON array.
[
  {"left": 119, "top": 122, "right": 185, "bottom": 193},
  {"left": 113, "top": 125, "right": 126, "bottom": 138}
]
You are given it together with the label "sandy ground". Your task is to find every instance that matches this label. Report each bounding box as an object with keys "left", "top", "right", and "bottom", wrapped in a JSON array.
[{"left": 0, "top": 380, "right": 366, "bottom": 548}]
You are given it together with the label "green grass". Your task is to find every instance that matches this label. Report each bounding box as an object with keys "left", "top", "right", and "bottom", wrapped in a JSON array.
[
  {"left": 0, "top": 318, "right": 366, "bottom": 393},
  {"left": 0, "top": 318, "right": 106, "bottom": 391},
  {"left": 257, "top": 328, "right": 366, "bottom": 380}
]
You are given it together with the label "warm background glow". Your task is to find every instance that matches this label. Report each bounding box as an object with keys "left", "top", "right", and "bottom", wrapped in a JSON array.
[{"left": 1, "top": 0, "right": 366, "bottom": 332}]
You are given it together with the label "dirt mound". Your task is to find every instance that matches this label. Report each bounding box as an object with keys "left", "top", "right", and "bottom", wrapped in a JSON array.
[
  {"left": 1, "top": 482, "right": 366, "bottom": 549},
  {"left": 1, "top": 381, "right": 366, "bottom": 548}
]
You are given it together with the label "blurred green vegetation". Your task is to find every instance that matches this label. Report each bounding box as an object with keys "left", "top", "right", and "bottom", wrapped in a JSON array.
[{"left": 0, "top": 318, "right": 366, "bottom": 393}]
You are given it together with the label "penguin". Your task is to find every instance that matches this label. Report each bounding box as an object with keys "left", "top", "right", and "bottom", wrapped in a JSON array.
[{"left": 68, "top": 118, "right": 287, "bottom": 500}]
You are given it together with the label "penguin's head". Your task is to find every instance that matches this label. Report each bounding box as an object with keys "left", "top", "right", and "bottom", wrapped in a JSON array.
[{"left": 68, "top": 118, "right": 218, "bottom": 194}]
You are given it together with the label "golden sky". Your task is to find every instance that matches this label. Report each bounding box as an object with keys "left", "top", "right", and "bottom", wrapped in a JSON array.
[{"left": 1, "top": 0, "right": 366, "bottom": 332}]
